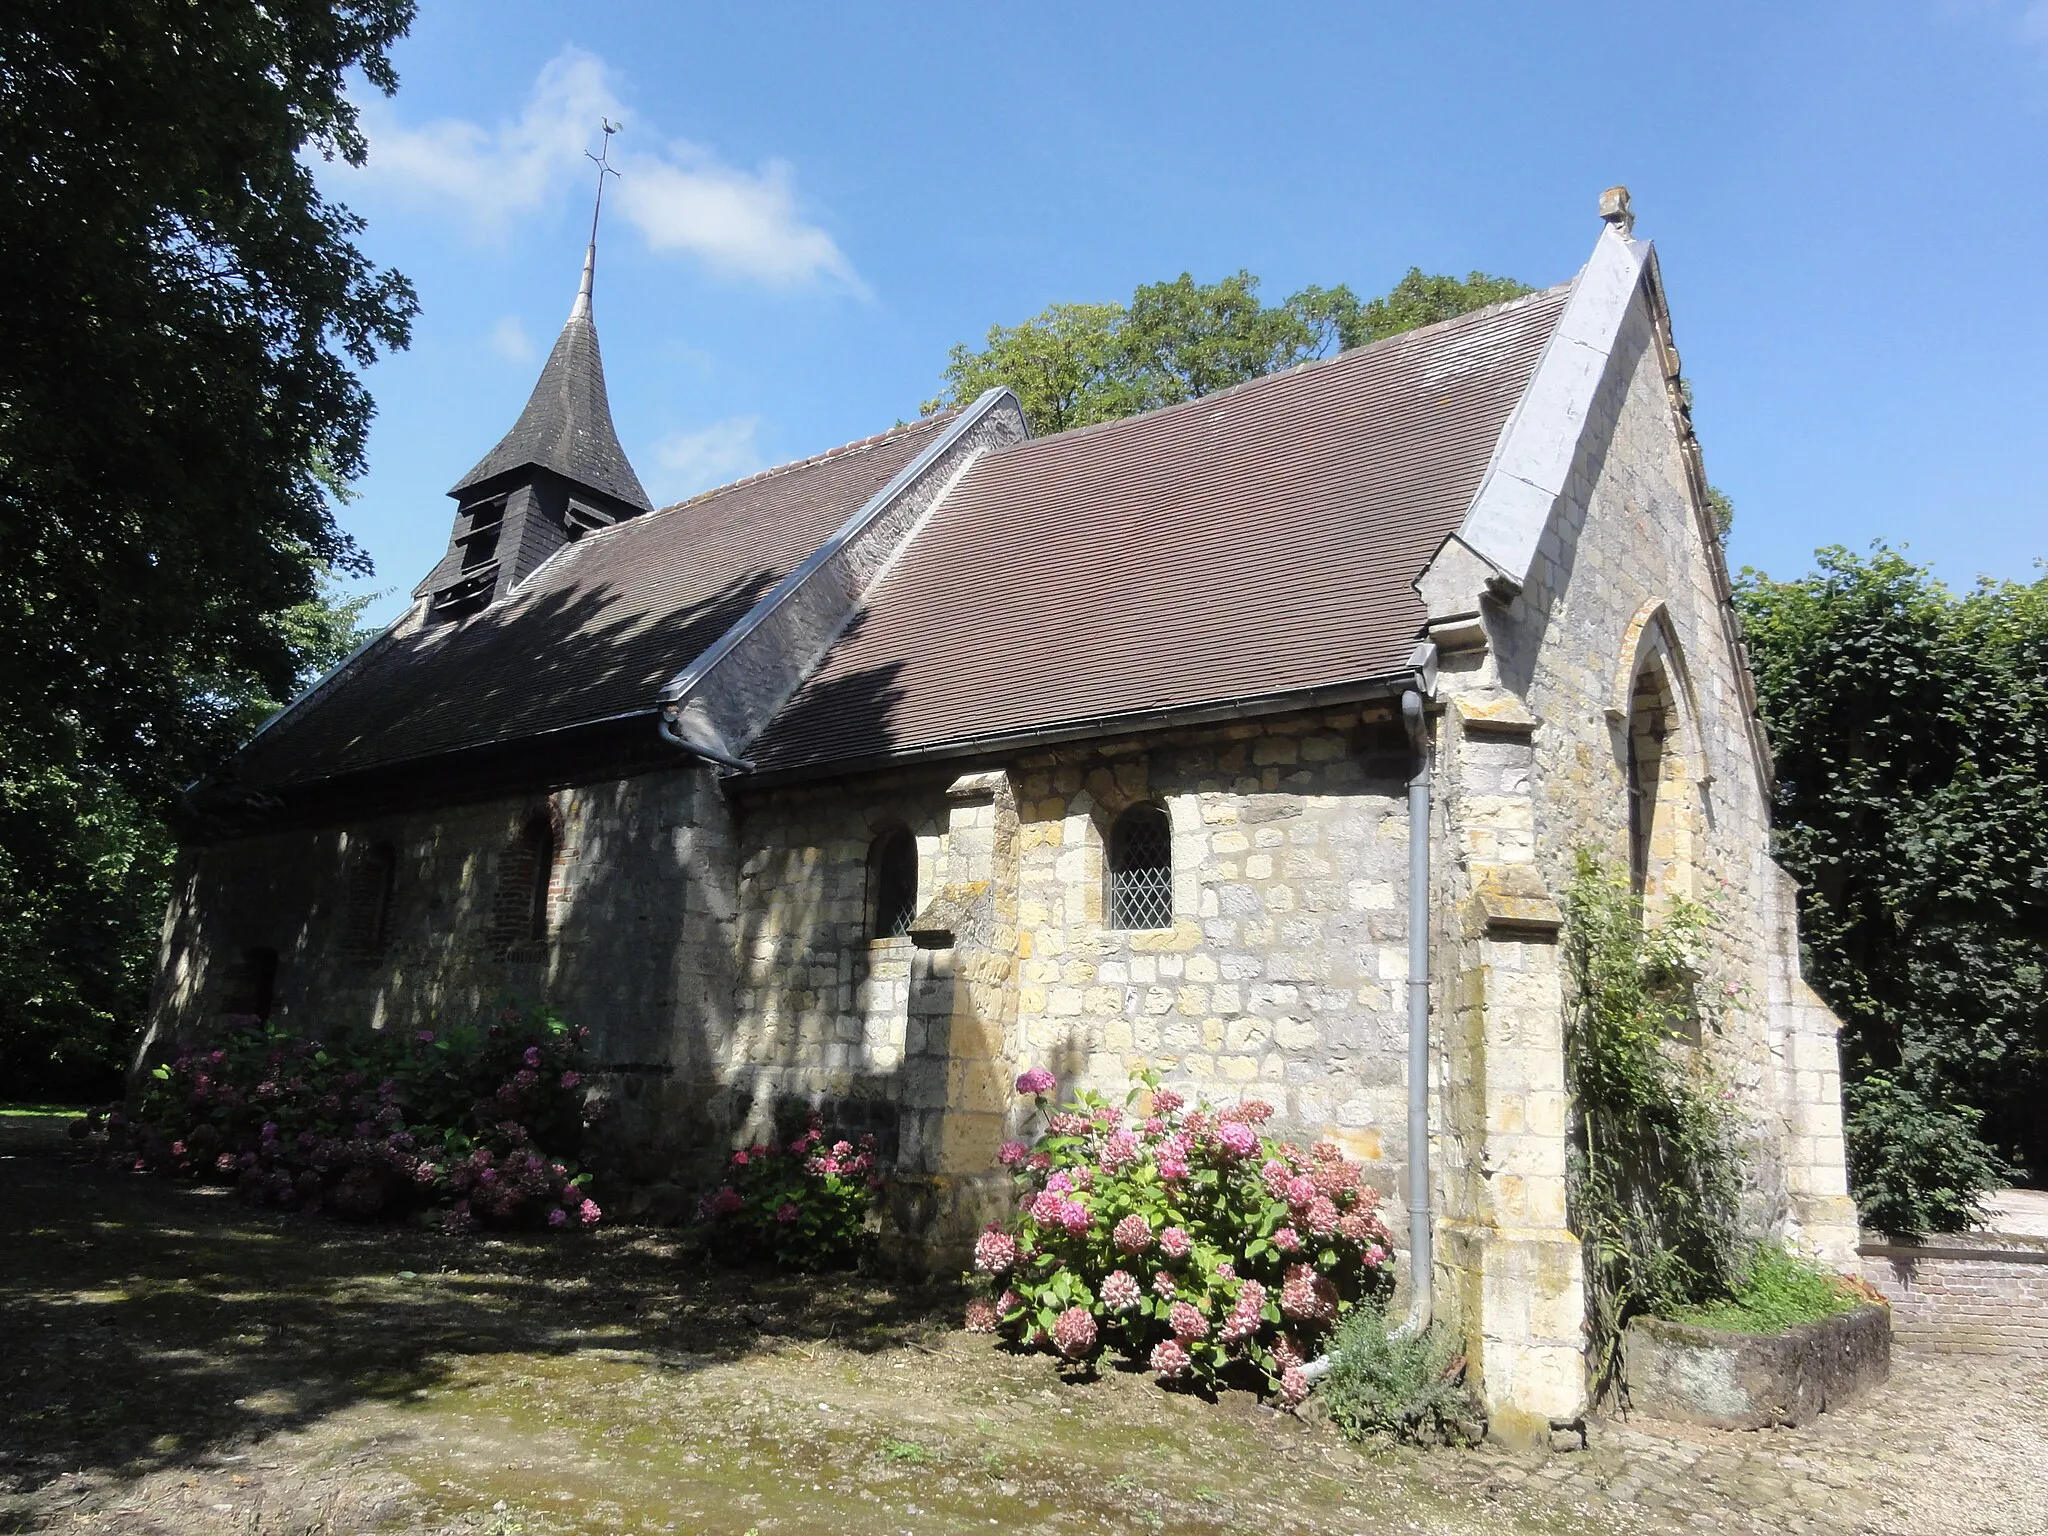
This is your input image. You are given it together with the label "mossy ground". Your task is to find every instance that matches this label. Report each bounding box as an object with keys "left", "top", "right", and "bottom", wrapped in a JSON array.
[{"left": 4, "top": 1115, "right": 2041, "bottom": 1535}]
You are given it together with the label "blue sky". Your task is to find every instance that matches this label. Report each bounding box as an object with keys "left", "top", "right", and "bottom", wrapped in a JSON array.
[{"left": 326, "top": 1, "right": 2048, "bottom": 625}]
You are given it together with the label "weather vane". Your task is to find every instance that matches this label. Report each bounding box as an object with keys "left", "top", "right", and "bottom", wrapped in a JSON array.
[
  {"left": 586, "top": 118, "right": 620, "bottom": 243},
  {"left": 571, "top": 120, "right": 620, "bottom": 321}
]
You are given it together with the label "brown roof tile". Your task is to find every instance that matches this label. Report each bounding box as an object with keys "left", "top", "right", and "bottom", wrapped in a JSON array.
[
  {"left": 237, "top": 414, "right": 957, "bottom": 787},
  {"left": 747, "top": 288, "right": 1569, "bottom": 774}
]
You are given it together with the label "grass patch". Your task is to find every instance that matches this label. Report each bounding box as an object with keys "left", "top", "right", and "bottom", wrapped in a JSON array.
[
  {"left": 1666, "top": 1245, "right": 1860, "bottom": 1335},
  {"left": 0, "top": 1102, "right": 92, "bottom": 1118}
]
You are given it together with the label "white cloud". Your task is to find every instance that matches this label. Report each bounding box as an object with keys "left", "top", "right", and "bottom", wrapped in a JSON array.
[
  {"left": 488, "top": 315, "right": 534, "bottom": 363},
  {"left": 617, "top": 148, "right": 863, "bottom": 292},
  {"left": 351, "top": 46, "right": 857, "bottom": 289},
  {"left": 653, "top": 415, "right": 767, "bottom": 501}
]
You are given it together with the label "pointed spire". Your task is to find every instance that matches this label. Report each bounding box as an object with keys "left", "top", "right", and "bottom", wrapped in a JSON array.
[{"left": 449, "top": 121, "right": 650, "bottom": 513}]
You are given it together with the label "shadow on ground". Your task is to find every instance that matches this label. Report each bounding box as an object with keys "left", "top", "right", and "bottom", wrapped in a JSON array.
[{"left": 0, "top": 1116, "right": 952, "bottom": 1500}]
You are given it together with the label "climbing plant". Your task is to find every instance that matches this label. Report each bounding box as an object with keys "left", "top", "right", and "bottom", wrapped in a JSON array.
[{"left": 1561, "top": 851, "right": 1745, "bottom": 1396}]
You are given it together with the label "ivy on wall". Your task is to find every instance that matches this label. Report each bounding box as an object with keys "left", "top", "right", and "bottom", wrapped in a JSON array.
[{"left": 1561, "top": 852, "right": 1745, "bottom": 1396}]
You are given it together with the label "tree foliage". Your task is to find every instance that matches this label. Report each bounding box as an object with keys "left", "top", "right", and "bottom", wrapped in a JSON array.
[
  {"left": 0, "top": 581, "right": 375, "bottom": 1100},
  {"left": 0, "top": 2, "right": 413, "bottom": 1098},
  {"left": 924, "top": 267, "right": 1531, "bottom": 434},
  {"left": 1736, "top": 547, "right": 2047, "bottom": 1232},
  {"left": 0, "top": 0, "right": 417, "bottom": 801}
]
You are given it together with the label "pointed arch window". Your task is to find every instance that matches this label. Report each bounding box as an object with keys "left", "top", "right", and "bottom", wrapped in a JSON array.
[
  {"left": 1109, "top": 804, "right": 1173, "bottom": 930},
  {"left": 870, "top": 827, "right": 919, "bottom": 940}
]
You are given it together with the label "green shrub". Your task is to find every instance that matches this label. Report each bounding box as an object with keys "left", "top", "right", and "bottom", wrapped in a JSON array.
[
  {"left": 1844, "top": 1070, "right": 2009, "bottom": 1237},
  {"left": 88, "top": 1009, "right": 600, "bottom": 1232},
  {"left": 1668, "top": 1244, "right": 1861, "bottom": 1335},
  {"left": 693, "top": 1109, "right": 883, "bottom": 1271},
  {"left": 1316, "top": 1304, "right": 1481, "bottom": 1445},
  {"left": 961, "top": 1070, "right": 1395, "bottom": 1402}
]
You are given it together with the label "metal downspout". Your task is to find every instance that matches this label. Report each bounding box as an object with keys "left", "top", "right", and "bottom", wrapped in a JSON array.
[
  {"left": 1299, "top": 648, "right": 1436, "bottom": 1386},
  {"left": 1399, "top": 682, "right": 1434, "bottom": 1337},
  {"left": 656, "top": 709, "right": 755, "bottom": 772}
]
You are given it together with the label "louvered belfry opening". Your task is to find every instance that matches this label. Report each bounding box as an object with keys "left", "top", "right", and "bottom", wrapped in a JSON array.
[
  {"left": 870, "top": 827, "right": 919, "bottom": 940},
  {"left": 1109, "top": 804, "right": 1173, "bottom": 930}
]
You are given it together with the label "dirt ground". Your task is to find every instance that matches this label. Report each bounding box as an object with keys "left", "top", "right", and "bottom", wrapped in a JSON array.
[{"left": 3, "top": 1112, "right": 2043, "bottom": 1536}]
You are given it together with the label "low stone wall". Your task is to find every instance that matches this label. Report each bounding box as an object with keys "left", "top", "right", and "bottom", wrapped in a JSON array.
[
  {"left": 1859, "top": 1234, "right": 2048, "bottom": 1360},
  {"left": 1621, "top": 1305, "right": 1891, "bottom": 1429}
]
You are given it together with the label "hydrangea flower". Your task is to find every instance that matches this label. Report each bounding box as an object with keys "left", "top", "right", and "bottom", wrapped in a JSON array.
[
  {"left": 1113, "top": 1213, "right": 1152, "bottom": 1254},
  {"left": 1216, "top": 1120, "right": 1259, "bottom": 1158},
  {"left": 1283, "top": 1174, "right": 1319, "bottom": 1209},
  {"left": 1168, "top": 1301, "right": 1210, "bottom": 1341},
  {"left": 578, "top": 1198, "right": 602, "bottom": 1227},
  {"left": 1015, "top": 1067, "right": 1057, "bottom": 1096},
  {"left": 1149, "top": 1339, "right": 1193, "bottom": 1379},
  {"left": 964, "top": 1297, "right": 1001, "bottom": 1333},
  {"left": 1100, "top": 1270, "right": 1142, "bottom": 1311},
  {"left": 974, "top": 1226, "right": 1021, "bottom": 1275},
  {"left": 997, "top": 1140, "right": 1029, "bottom": 1167},
  {"left": 1279, "top": 1365, "right": 1311, "bottom": 1406},
  {"left": 1157, "top": 1157, "right": 1190, "bottom": 1182},
  {"left": 1044, "top": 1170, "right": 1074, "bottom": 1195},
  {"left": 1305, "top": 1196, "right": 1342, "bottom": 1239},
  {"left": 1100, "top": 1130, "right": 1140, "bottom": 1170},
  {"left": 1151, "top": 1089, "right": 1185, "bottom": 1114},
  {"left": 1279, "top": 1263, "right": 1337, "bottom": 1322},
  {"left": 1272, "top": 1225, "right": 1302, "bottom": 1253},
  {"left": 1158, "top": 1226, "right": 1192, "bottom": 1260},
  {"left": 1053, "top": 1305, "right": 1098, "bottom": 1359},
  {"left": 1260, "top": 1159, "right": 1293, "bottom": 1199},
  {"left": 1152, "top": 1270, "right": 1176, "bottom": 1299},
  {"left": 1056, "top": 1200, "right": 1093, "bottom": 1237}
]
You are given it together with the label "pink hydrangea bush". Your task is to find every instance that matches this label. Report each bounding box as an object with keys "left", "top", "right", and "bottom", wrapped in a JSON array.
[
  {"left": 694, "top": 1111, "right": 884, "bottom": 1271},
  {"left": 964, "top": 1069, "right": 1394, "bottom": 1396},
  {"left": 94, "top": 1011, "right": 599, "bottom": 1231}
]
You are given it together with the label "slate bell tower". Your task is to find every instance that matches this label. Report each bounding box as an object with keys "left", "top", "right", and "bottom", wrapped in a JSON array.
[{"left": 419, "top": 124, "right": 652, "bottom": 621}]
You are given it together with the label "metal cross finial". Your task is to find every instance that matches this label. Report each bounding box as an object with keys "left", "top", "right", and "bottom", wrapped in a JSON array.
[{"left": 572, "top": 120, "right": 621, "bottom": 321}]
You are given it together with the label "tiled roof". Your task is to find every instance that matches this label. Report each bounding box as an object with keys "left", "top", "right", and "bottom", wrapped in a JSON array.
[
  {"left": 236, "top": 415, "right": 957, "bottom": 787},
  {"left": 450, "top": 307, "right": 652, "bottom": 511},
  {"left": 746, "top": 287, "right": 1570, "bottom": 774}
]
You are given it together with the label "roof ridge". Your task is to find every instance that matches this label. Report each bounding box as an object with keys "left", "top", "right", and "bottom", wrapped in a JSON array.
[
  {"left": 651, "top": 412, "right": 957, "bottom": 517},
  {"left": 1008, "top": 282, "right": 1575, "bottom": 454}
]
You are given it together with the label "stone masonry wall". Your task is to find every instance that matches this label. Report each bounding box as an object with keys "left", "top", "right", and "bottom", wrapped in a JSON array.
[
  {"left": 147, "top": 763, "right": 740, "bottom": 1179},
  {"left": 734, "top": 709, "right": 1420, "bottom": 1229},
  {"left": 1483, "top": 281, "right": 1856, "bottom": 1263}
]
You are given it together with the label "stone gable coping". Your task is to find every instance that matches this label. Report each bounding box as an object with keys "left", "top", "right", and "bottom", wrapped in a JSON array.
[{"left": 1456, "top": 223, "right": 1650, "bottom": 592}]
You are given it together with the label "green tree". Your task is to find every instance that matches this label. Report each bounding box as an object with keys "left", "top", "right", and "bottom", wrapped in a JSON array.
[
  {"left": 1736, "top": 548, "right": 2046, "bottom": 1232},
  {"left": 924, "top": 267, "right": 1530, "bottom": 435},
  {"left": 0, "top": 578, "right": 376, "bottom": 1100},
  {"left": 0, "top": 0, "right": 417, "bottom": 805},
  {"left": 1, "top": 1, "right": 413, "bottom": 1095}
]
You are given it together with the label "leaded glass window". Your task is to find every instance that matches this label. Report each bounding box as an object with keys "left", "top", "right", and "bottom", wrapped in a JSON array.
[
  {"left": 1109, "top": 804, "right": 1173, "bottom": 930},
  {"left": 871, "top": 827, "right": 919, "bottom": 939}
]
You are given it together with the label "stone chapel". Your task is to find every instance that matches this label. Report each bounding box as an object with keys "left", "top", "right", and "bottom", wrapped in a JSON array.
[{"left": 148, "top": 190, "right": 1859, "bottom": 1442}]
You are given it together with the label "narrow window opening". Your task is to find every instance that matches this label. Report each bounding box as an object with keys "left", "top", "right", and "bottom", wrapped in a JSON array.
[
  {"left": 221, "top": 947, "right": 279, "bottom": 1022},
  {"left": 1109, "top": 804, "right": 1173, "bottom": 930},
  {"left": 870, "top": 827, "right": 919, "bottom": 939},
  {"left": 348, "top": 842, "right": 398, "bottom": 958},
  {"left": 493, "top": 814, "right": 556, "bottom": 953}
]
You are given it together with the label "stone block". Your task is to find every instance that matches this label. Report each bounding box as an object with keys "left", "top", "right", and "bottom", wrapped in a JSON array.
[{"left": 1622, "top": 1306, "right": 1891, "bottom": 1429}]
